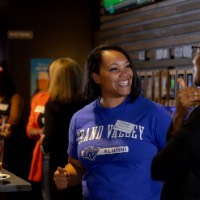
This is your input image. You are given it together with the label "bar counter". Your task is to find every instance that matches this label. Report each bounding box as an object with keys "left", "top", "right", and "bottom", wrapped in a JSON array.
[{"left": 0, "top": 168, "right": 31, "bottom": 192}]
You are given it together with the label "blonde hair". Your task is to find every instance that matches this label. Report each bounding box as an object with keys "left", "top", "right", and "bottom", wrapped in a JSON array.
[{"left": 48, "top": 57, "right": 83, "bottom": 103}]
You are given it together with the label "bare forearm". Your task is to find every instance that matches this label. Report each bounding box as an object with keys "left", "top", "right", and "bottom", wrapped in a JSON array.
[
  {"left": 65, "top": 157, "right": 85, "bottom": 186},
  {"left": 65, "top": 163, "right": 84, "bottom": 186},
  {"left": 54, "top": 157, "right": 85, "bottom": 189}
]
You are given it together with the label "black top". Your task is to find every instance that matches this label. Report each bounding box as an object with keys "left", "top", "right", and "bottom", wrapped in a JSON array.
[
  {"left": 42, "top": 99, "right": 91, "bottom": 200},
  {"left": 151, "top": 105, "right": 200, "bottom": 200},
  {"left": 42, "top": 99, "right": 90, "bottom": 168}
]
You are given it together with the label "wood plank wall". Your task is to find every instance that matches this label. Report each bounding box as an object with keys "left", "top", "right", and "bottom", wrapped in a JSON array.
[{"left": 98, "top": 0, "right": 200, "bottom": 71}]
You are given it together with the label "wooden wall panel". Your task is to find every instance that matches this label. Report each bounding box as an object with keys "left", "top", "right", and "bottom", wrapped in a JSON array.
[{"left": 99, "top": 0, "right": 200, "bottom": 70}]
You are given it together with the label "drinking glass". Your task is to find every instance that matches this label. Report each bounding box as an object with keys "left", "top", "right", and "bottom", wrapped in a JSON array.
[{"left": 0, "top": 115, "right": 6, "bottom": 174}]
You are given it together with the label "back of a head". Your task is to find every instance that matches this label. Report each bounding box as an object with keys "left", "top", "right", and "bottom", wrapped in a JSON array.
[{"left": 48, "top": 57, "right": 83, "bottom": 103}]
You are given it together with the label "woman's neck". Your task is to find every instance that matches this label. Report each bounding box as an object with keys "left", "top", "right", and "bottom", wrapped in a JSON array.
[{"left": 99, "top": 96, "right": 126, "bottom": 108}]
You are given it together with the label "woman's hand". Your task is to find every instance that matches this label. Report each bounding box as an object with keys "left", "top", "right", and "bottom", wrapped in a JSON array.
[
  {"left": 178, "top": 87, "right": 200, "bottom": 108},
  {"left": 176, "top": 78, "right": 200, "bottom": 115},
  {"left": 54, "top": 167, "right": 70, "bottom": 190},
  {"left": 0, "top": 123, "right": 12, "bottom": 138}
]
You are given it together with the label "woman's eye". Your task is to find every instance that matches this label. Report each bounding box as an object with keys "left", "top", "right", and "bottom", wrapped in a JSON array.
[
  {"left": 109, "top": 67, "right": 118, "bottom": 71},
  {"left": 126, "top": 64, "right": 131, "bottom": 68}
]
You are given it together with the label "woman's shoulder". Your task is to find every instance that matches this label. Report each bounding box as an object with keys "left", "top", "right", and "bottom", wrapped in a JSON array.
[
  {"left": 3, "top": 93, "right": 23, "bottom": 106},
  {"left": 11, "top": 93, "right": 22, "bottom": 98},
  {"left": 11, "top": 93, "right": 23, "bottom": 102},
  {"left": 137, "top": 95, "right": 168, "bottom": 112},
  {"left": 32, "top": 91, "right": 49, "bottom": 104},
  {"left": 34, "top": 91, "right": 49, "bottom": 98},
  {"left": 68, "top": 99, "right": 96, "bottom": 113},
  {"left": 45, "top": 99, "right": 91, "bottom": 114},
  {"left": 72, "top": 99, "right": 96, "bottom": 115}
]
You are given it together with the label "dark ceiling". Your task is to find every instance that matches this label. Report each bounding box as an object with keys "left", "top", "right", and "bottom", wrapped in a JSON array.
[
  {"left": 0, "top": 0, "right": 8, "bottom": 15},
  {"left": 0, "top": 0, "right": 76, "bottom": 16}
]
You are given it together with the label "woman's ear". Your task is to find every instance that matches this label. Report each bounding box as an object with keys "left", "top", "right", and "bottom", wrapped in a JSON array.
[{"left": 91, "top": 73, "right": 100, "bottom": 84}]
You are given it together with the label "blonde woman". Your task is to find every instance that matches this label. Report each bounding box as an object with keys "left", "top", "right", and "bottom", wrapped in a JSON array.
[{"left": 42, "top": 57, "right": 90, "bottom": 200}]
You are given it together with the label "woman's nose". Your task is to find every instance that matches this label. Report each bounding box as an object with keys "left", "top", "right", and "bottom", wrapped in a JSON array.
[{"left": 119, "top": 68, "right": 130, "bottom": 76}]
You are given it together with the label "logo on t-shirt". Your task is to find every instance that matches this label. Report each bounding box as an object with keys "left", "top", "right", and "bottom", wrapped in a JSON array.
[{"left": 81, "top": 146, "right": 129, "bottom": 160}]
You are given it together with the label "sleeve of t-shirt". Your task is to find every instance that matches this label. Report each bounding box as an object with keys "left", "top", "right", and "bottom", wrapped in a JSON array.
[{"left": 67, "top": 113, "right": 79, "bottom": 160}]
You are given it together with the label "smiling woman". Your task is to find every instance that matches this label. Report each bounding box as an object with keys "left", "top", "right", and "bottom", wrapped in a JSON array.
[{"left": 53, "top": 44, "right": 172, "bottom": 200}]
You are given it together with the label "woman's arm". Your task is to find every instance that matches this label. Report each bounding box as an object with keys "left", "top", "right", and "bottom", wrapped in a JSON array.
[
  {"left": 66, "top": 157, "right": 85, "bottom": 186},
  {"left": 8, "top": 93, "right": 24, "bottom": 125},
  {"left": 169, "top": 78, "right": 200, "bottom": 136},
  {"left": 26, "top": 94, "right": 43, "bottom": 139}
]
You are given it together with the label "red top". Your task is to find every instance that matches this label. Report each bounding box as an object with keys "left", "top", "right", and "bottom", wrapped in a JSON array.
[{"left": 26, "top": 91, "right": 49, "bottom": 182}]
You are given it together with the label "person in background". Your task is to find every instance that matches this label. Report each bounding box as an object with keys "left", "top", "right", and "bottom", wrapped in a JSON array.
[
  {"left": 53, "top": 44, "right": 172, "bottom": 200},
  {"left": 0, "top": 65, "right": 24, "bottom": 174},
  {"left": 151, "top": 45, "right": 200, "bottom": 200},
  {"left": 0, "top": 63, "right": 30, "bottom": 199},
  {"left": 42, "top": 57, "right": 89, "bottom": 200},
  {"left": 26, "top": 77, "right": 50, "bottom": 200}
]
